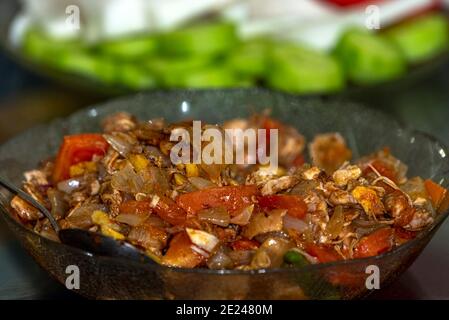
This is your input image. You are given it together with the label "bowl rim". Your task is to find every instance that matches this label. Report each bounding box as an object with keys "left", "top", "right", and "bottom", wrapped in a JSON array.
[{"left": 0, "top": 88, "right": 448, "bottom": 276}]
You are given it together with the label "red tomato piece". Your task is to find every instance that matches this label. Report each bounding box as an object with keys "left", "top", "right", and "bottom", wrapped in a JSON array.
[
  {"left": 119, "top": 200, "right": 153, "bottom": 215},
  {"left": 176, "top": 185, "right": 258, "bottom": 217},
  {"left": 353, "top": 227, "right": 394, "bottom": 258},
  {"left": 424, "top": 179, "right": 449, "bottom": 213},
  {"left": 52, "top": 134, "right": 108, "bottom": 182},
  {"left": 230, "top": 238, "right": 260, "bottom": 251},
  {"left": 306, "top": 244, "right": 342, "bottom": 263},
  {"left": 153, "top": 195, "right": 187, "bottom": 226},
  {"left": 162, "top": 232, "right": 204, "bottom": 268},
  {"left": 258, "top": 194, "right": 307, "bottom": 219}
]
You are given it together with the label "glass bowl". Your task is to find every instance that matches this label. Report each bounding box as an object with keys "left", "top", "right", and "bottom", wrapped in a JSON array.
[{"left": 0, "top": 89, "right": 448, "bottom": 299}]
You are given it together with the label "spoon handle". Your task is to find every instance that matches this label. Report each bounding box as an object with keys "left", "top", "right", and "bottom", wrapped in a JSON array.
[{"left": 0, "top": 177, "right": 60, "bottom": 233}]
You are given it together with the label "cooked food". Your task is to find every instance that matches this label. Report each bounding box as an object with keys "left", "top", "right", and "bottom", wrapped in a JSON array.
[{"left": 9, "top": 112, "right": 449, "bottom": 270}]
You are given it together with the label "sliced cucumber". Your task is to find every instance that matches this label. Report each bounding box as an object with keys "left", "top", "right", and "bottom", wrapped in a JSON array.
[
  {"left": 334, "top": 29, "right": 406, "bottom": 85},
  {"left": 267, "top": 44, "right": 345, "bottom": 94},
  {"left": 54, "top": 51, "right": 116, "bottom": 83},
  {"left": 226, "top": 38, "right": 271, "bottom": 78},
  {"left": 166, "top": 66, "right": 246, "bottom": 88},
  {"left": 118, "top": 64, "right": 158, "bottom": 89},
  {"left": 22, "top": 29, "right": 79, "bottom": 62},
  {"left": 98, "top": 36, "right": 158, "bottom": 60},
  {"left": 159, "top": 21, "right": 238, "bottom": 56},
  {"left": 145, "top": 55, "right": 213, "bottom": 86},
  {"left": 385, "top": 13, "right": 449, "bottom": 64}
]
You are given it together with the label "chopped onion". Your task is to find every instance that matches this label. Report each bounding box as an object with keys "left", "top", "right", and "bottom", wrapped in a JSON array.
[
  {"left": 103, "top": 132, "right": 136, "bottom": 157},
  {"left": 188, "top": 177, "right": 216, "bottom": 190},
  {"left": 57, "top": 177, "right": 83, "bottom": 193},
  {"left": 325, "top": 205, "right": 345, "bottom": 239},
  {"left": 252, "top": 236, "right": 293, "bottom": 268},
  {"left": 228, "top": 250, "right": 254, "bottom": 266},
  {"left": 115, "top": 213, "right": 149, "bottom": 226},
  {"left": 47, "top": 188, "right": 68, "bottom": 219},
  {"left": 190, "top": 244, "right": 210, "bottom": 258},
  {"left": 207, "top": 247, "right": 234, "bottom": 269},
  {"left": 198, "top": 207, "right": 230, "bottom": 227},
  {"left": 65, "top": 203, "right": 105, "bottom": 229},
  {"left": 243, "top": 209, "right": 286, "bottom": 239},
  {"left": 111, "top": 162, "right": 143, "bottom": 193},
  {"left": 230, "top": 205, "right": 253, "bottom": 226},
  {"left": 283, "top": 214, "right": 308, "bottom": 233},
  {"left": 186, "top": 228, "right": 219, "bottom": 252},
  {"left": 144, "top": 146, "right": 171, "bottom": 167}
]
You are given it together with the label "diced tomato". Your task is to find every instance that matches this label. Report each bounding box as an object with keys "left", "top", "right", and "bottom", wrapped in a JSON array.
[
  {"left": 292, "top": 154, "right": 305, "bottom": 167},
  {"left": 176, "top": 185, "right": 258, "bottom": 217},
  {"left": 162, "top": 232, "right": 204, "bottom": 268},
  {"left": 424, "top": 179, "right": 449, "bottom": 213},
  {"left": 153, "top": 196, "right": 187, "bottom": 226},
  {"left": 353, "top": 227, "right": 394, "bottom": 258},
  {"left": 119, "top": 200, "right": 153, "bottom": 215},
  {"left": 52, "top": 134, "right": 109, "bottom": 182},
  {"left": 394, "top": 227, "right": 417, "bottom": 241},
  {"left": 258, "top": 194, "right": 307, "bottom": 219},
  {"left": 366, "top": 159, "right": 398, "bottom": 183},
  {"left": 306, "top": 244, "right": 341, "bottom": 263},
  {"left": 230, "top": 238, "right": 260, "bottom": 251}
]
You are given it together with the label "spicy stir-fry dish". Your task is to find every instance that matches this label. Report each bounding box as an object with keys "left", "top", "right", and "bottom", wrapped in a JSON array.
[{"left": 9, "top": 112, "right": 449, "bottom": 270}]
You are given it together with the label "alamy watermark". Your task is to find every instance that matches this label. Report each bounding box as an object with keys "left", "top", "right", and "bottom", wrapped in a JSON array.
[
  {"left": 65, "top": 5, "right": 80, "bottom": 31},
  {"left": 365, "top": 5, "right": 381, "bottom": 30},
  {"left": 169, "top": 121, "right": 279, "bottom": 172}
]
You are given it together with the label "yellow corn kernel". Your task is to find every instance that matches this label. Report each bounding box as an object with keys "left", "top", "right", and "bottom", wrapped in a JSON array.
[
  {"left": 185, "top": 164, "right": 199, "bottom": 177},
  {"left": 69, "top": 161, "right": 97, "bottom": 178},
  {"left": 100, "top": 225, "right": 125, "bottom": 240},
  {"left": 351, "top": 186, "right": 385, "bottom": 216},
  {"left": 128, "top": 154, "right": 149, "bottom": 171},
  {"left": 91, "top": 210, "right": 110, "bottom": 226},
  {"left": 92, "top": 210, "right": 125, "bottom": 240},
  {"left": 176, "top": 163, "right": 185, "bottom": 170},
  {"left": 174, "top": 173, "right": 187, "bottom": 186}
]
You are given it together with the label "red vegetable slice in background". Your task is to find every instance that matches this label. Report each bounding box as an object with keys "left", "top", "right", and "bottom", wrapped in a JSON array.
[
  {"left": 52, "top": 134, "right": 109, "bottom": 182},
  {"left": 176, "top": 185, "right": 257, "bottom": 216},
  {"left": 258, "top": 194, "right": 307, "bottom": 219},
  {"left": 162, "top": 232, "right": 204, "bottom": 268},
  {"left": 353, "top": 227, "right": 394, "bottom": 258}
]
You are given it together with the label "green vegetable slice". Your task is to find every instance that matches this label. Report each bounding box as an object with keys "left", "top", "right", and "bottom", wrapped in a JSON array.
[
  {"left": 54, "top": 51, "right": 116, "bottom": 83},
  {"left": 385, "top": 13, "right": 449, "bottom": 64},
  {"left": 169, "top": 66, "right": 246, "bottom": 88},
  {"left": 334, "top": 28, "right": 406, "bottom": 85},
  {"left": 267, "top": 43, "right": 345, "bottom": 94},
  {"left": 159, "top": 21, "right": 238, "bottom": 56},
  {"left": 118, "top": 64, "right": 158, "bottom": 89},
  {"left": 226, "top": 38, "right": 271, "bottom": 78},
  {"left": 98, "top": 36, "right": 158, "bottom": 60},
  {"left": 145, "top": 55, "right": 212, "bottom": 86}
]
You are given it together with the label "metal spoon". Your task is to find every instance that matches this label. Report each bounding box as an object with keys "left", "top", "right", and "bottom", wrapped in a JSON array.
[{"left": 0, "top": 177, "right": 156, "bottom": 264}]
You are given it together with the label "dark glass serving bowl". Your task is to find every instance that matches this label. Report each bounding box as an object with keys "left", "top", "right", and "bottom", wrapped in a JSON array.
[{"left": 0, "top": 89, "right": 448, "bottom": 300}]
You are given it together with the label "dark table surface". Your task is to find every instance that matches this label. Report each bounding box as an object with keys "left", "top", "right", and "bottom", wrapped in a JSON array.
[{"left": 0, "top": 52, "right": 448, "bottom": 300}]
